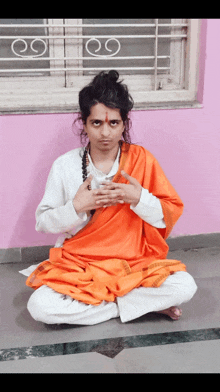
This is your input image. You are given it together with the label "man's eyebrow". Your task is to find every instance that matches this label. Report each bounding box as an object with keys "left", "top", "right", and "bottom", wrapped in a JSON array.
[{"left": 89, "top": 117, "right": 122, "bottom": 122}]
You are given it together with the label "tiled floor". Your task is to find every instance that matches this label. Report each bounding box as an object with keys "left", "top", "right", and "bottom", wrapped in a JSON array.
[{"left": 0, "top": 246, "right": 220, "bottom": 373}]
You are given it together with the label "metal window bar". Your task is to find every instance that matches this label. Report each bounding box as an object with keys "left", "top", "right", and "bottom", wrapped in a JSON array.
[
  {"left": 0, "top": 20, "right": 188, "bottom": 81},
  {"left": 0, "top": 34, "right": 188, "bottom": 39},
  {"left": 0, "top": 56, "right": 171, "bottom": 61},
  {"left": 0, "top": 23, "right": 188, "bottom": 28},
  {"left": 154, "top": 19, "right": 159, "bottom": 91}
]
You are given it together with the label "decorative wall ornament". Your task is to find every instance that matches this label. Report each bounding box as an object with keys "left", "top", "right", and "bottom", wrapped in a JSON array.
[
  {"left": 11, "top": 38, "right": 48, "bottom": 58},
  {"left": 85, "top": 37, "right": 121, "bottom": 58}
]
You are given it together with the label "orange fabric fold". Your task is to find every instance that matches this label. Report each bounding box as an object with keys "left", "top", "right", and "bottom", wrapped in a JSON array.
[{"left": 26, "top": 143, "right": 186, "bottom": 305}]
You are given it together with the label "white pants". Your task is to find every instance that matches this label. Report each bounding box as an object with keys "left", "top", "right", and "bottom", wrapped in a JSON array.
[{"left": 27, "top": 271, "right": 197, "bottom": 325}]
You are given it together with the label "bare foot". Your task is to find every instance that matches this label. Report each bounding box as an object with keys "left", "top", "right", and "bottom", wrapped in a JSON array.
[{"left": 157, "top": 306, "right": 182, "bottom": 320}]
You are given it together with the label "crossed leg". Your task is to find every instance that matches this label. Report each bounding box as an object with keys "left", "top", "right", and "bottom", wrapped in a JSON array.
[{"left": 27, "top": 271, "right": 197, "bottom": 325}]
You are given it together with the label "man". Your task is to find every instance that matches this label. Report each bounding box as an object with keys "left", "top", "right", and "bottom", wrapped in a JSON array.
[{"left": 22, "top": 71, "right": 197, "bottom": 325}]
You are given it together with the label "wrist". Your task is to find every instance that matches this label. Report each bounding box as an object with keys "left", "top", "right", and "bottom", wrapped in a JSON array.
[
  {"left": 73, "top": 198, "right": 82, "bottom": 215},
  {"left": 131, "top": 186, "right": 142, "bottom": 207}
]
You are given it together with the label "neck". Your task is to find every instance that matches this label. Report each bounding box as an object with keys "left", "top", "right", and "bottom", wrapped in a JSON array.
[{"left": 89, "top": 142, "right": 120, "bottom": 164}]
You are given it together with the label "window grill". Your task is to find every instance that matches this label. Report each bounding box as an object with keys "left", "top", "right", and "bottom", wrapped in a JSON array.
[
  {"left": 0, "top": 19, "right": 188, "bottom": 90},
  {"left": 0, "top": 19, "right": 201, "bottom": 113}
]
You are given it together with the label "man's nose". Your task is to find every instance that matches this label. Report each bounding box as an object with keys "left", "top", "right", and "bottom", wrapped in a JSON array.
[{"left": 101, "top": 122, "right": 110, "bottom": 137}]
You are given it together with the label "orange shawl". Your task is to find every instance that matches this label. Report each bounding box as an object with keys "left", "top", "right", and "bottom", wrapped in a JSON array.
[{"left": 26, "top": 143, "right": 186, "bottom": 305}]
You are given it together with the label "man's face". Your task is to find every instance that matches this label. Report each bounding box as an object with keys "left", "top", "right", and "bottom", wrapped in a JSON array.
[{"left": 84, "top": 103, "right": 124, "bottom": 152}]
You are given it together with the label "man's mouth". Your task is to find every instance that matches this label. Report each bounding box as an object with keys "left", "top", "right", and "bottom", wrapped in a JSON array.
[{"left": 99, "top": 140, "right": 111, "bottom": 144}]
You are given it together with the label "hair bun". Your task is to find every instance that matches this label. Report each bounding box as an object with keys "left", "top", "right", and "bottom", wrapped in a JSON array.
[{"left": 108, "top": 70, "right": 119, "bottom": 83}]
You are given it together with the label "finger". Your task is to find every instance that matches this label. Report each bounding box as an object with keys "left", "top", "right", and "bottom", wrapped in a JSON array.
[
  {"left": 83, "top": 174, "right": 93, "bottom": 187},
  {"left": 94, "top": 186, "right": 115, "bottom": 195},
  {"left": 102, "top": 201, "right": 123, "bottom": 208},
  {"left": 95, "top": 189, "right": 120, "bottom": 196},
  {"left": 96, "top": 198, "right": 110, "bottom": 205},
  {"left": 96, "top": 196, "right": 124, "bottom": 205},
  {"left": 94, "top": 189, "right": 110, "bottom": 195},
  {"left": 121, "top": 170, "right": 138, "bottom": 186},
  {"left": 121, "top": 170, "right": 131, "bottom": 181},
  {"left": 95, "top": 190, "right": 125, "bottom": 200},
  {"left": 101, "top": 185, "right": 116, "bottom": 191},
  {"left": 96, "top": 200, "right": 124, "bottom": 207},
  {"left": 100, "top": 181, "right": 115, "bottom": 189},
  {"left": 96, "top": 200, "right": 113, "bottom": 207},
  {"left": 101, "top": 184, "right": 124, "bottom": 193},
  {"left": 87, "top": 174, "right": 93, "bottom": 183},
  {"left": 101, "top": 180, "right": 113, "bottom": 185},
  {"left": 96, "top": 198, "right": 117, "bottom": 205},
  {"left": 95, "top": 187, "right": 121, "bottom": 195}
]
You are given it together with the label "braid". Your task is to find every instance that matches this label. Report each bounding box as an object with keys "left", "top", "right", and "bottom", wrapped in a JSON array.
[
  {"left": 82, "top": 148, "right": 88, "bottom": 183},
  {"left": 81, "top": 145, "right": 95, "bottom": 216}
]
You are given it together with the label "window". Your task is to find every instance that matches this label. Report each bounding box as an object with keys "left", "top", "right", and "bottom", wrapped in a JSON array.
[{"left": 0, "top": 19, "right": 201, "bottom": 114}]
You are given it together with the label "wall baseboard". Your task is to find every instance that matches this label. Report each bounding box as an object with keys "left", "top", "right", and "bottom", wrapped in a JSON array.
[
  {"left": 0, "top": 232, "right": 220, "bottom": 264},
  {"left": 167, "top": 232, "right": 220, "bottom": 252}
]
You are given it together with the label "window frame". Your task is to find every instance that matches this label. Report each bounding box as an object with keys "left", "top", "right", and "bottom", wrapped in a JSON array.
[{"left": 0, "top": 19, "right": 202, "bottom": 115}]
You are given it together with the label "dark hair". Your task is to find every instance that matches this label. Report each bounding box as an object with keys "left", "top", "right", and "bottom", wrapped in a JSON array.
[{"left": 74, "top": 70, "right": 134, "bottom": 144}]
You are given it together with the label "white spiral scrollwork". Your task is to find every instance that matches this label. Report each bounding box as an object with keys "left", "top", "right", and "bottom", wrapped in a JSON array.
[
  {"left": 85, "top": 37, "right": 121, "bottom": 57},
  {"left": 11, "top": 38, "right": 48, "bottom": 58}
]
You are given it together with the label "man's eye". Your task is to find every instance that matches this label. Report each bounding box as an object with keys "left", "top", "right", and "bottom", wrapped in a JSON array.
[
  {"left": 110, "top": 120, "right": 119, "bottom": 126},
  {"left": 92, "top": 120, "right": 101, "bottom": 126}
]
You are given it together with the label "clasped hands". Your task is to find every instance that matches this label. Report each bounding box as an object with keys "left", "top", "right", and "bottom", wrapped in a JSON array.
[{"left": 73, "top": 170, "right": 142, "bottom": 215}]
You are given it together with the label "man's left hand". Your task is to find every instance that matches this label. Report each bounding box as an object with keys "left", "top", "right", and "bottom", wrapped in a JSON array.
[{"left": 94, "top": 170, "right": 142, "bottom": 207}]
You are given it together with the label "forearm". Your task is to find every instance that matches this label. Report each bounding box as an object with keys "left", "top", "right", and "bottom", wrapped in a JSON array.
[
  {"left": 36, "top": 199, "right": 87, "bottom": 234},
  {"left": 130, "top": 187, "right": 166, "bottom": 228}
]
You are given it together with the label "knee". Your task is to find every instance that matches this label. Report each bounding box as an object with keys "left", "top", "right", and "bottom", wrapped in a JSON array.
[
  {"left": 177, "top": 271, "right": 198, "bottom": 302},
  {"left": 185, "top": 272, "right": 197, "bottom": 294},
  {"left": 27, "top": 286, "right": 48, "bottom": 323}
]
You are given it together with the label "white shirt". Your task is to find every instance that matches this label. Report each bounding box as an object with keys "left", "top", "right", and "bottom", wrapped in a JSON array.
[{"left": 35, "top": 147, "right": 166, "bottom": 247}]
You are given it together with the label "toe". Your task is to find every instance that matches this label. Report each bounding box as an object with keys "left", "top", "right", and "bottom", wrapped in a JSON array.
[{"left": 171, "top": 307, "right": 182, "bottom": 320}]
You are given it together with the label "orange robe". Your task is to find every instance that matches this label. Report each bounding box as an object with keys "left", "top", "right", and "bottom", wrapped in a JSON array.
[{"left": 26, "top": 143, "right": 186, "bottom": 305}]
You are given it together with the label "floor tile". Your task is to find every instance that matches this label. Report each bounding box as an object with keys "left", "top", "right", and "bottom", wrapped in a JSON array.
[
  {"left": 1, "top": 339, "right": 219, "bottom": 373},
  {"left": 114, "top": 340, "right": 220, "bottom": 373},
  {"left": 0, "top": 352, "right": 116, "bottom": 373}
]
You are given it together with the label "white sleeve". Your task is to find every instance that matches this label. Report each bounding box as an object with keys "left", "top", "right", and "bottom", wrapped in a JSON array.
[
  {"left": 35, "top": 160, "right": 87, "bottom": 234},
  {"left": 130, "top": 187, "right": 166, "bottom": 228}
]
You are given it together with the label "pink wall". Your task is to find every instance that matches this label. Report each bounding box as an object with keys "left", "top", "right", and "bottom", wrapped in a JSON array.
[{"left": 1, "top": 19, "right": 220, "bottom": 249}]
